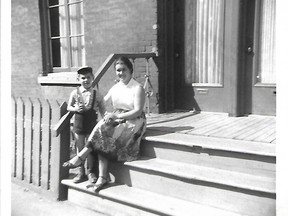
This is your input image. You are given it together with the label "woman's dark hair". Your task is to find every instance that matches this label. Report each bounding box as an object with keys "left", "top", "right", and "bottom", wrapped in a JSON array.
[{"left": 114, "top": 56, "right": 133, "bottom": 74}]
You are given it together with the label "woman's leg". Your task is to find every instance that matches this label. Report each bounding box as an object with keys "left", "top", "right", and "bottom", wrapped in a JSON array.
[
  {"left": 63, "top": 147, "right": 92, "bottom": 168},
  {"left": 92, "top": 153, "right": 109, "bottom": 191},
  {"left": 97, "top": 153, "right": 109, "bottom": 182}
]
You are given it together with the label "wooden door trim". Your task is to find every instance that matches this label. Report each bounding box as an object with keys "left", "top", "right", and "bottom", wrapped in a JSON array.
[
  {"left": 223, "top": 0, "right": 243, "bottom": 116},
  {"left": 158, "top": 0, "right": 176, "bottom": 113}
]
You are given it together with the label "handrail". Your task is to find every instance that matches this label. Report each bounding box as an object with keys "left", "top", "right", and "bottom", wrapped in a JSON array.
[{"left": 53, "top": 52, "right": 157, "bottom": 137}]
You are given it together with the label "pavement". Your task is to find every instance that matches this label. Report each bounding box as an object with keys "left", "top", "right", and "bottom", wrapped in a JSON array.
[{"left": 11, "top": 182, "right": 107, "bottom": 216}]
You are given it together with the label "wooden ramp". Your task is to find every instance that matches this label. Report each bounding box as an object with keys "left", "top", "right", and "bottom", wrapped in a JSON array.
[{"left": 62, "top": 112, "right": 276, "bottom": 216}]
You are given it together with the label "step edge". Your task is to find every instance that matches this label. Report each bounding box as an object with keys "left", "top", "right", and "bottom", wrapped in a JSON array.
[
  {"left": 61, "top": 179, "right": 245, "bottom": 216},
  {"left": 143, "top": 131, "right": 276, "bottom": 157},
  {"left": 123, "top": 158, "right": 276, "bottom": 194}
]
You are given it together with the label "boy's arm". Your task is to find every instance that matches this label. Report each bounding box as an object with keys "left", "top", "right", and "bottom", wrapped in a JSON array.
[{"left": 67, "top": 91, "right": 78, "bottom": 112}]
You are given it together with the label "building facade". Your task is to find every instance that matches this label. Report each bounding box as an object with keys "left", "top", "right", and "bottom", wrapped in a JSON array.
[{"left": 12, "top": 0, "right": 276, "bottom": 116}]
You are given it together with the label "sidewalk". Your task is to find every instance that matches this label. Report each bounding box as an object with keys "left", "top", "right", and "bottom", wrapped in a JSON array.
[{"left": 11, "top": 182, "right": 107, "bottom": 216}]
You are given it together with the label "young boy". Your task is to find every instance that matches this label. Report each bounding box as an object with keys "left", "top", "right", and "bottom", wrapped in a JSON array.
[{"left": 67, "top": 66, "right": 106, "bottom": 183}]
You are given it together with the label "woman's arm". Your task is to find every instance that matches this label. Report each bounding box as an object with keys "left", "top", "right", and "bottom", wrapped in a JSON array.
[
  {"left": 96, "top": 93, "right": 107, "bottom": 118},
  {"left": 104, "top": 88, "right": 112, "bottom": 102}
]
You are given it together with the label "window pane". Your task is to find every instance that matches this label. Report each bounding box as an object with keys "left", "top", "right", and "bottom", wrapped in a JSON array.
[
  {"left": 185, "top": 0, "right": 224, "bottom": 86},
  {"left": 69, "top": 2, "right": 84, "bottom": 36},
  {"left": 49, "top": 5, "right": 66, "bottom": 37},
  {"left": 70, "top": 36, "right": 85, "bottom": 67},
  {"left": 49, "top": 7, "right": 60, "bottom": 37},
  {"left": 68, "top": 0, "right": 82, "bottom": 3},
  {"left": 257, "top": 0, "right": 276, "bottom": 84},
  {"left": 49, "top": 0, "right": 65, "bottom": 6},
  {"left": 49, "top": 0, "right": 59, "bottom": 7},
  {"left": 52, "top": 38, "right": 68, "bottom": 68}
]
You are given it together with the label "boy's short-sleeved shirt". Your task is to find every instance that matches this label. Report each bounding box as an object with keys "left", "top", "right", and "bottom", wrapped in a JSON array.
[{"left": 68, "top": 86, "right": 106, "bottom": 117}]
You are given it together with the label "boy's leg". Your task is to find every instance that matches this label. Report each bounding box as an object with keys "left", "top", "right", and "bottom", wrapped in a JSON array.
[{"left": 73, "top": 133, "right": 87, "bottom": 183}]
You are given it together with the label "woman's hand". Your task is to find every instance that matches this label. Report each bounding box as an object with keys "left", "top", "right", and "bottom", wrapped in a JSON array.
[{"left": 104, "top": 112, "right": 118, "bottom": 124}]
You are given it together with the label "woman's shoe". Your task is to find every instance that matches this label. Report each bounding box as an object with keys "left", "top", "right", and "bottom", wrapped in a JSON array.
[
  {"left": 62, "top": 155, "right": 84, "bottom": 169},
  {"left": 93, "top": 176, "right": 108, "bottom": 192}
]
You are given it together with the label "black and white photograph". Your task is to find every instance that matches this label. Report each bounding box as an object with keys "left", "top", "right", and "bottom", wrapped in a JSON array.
[{"left": 1, "top": 0, "right": 288, "bottom": 215}]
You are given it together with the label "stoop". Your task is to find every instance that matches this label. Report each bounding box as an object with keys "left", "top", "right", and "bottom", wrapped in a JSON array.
[{"left": 61, "top": 123, "right": 276, "bottom": 216}]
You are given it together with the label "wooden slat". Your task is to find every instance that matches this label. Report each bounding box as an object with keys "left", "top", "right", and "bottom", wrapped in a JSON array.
[
  {"left": 191, "top": 116, "right": 233, "bottom": 135},
  {"left": 23, "top": 98, "right": 33, "bottom": 183},
  {"left": 50, "top": 99, "right": 61, "bottom": 194},
  {"left": 32, "top": 98, "right": 41, "bottom": 186},
  {"left": 50, "top": 101, "right": 70, "bottom": 199},
  {"left": 11, "top": 96, "right": 16, "bottom": 177},
  {"left": 235, "top": 118, "right": 274, "bottom": 140},
  {"left": 52, "top": 111, "right": 73, "bottom": 137},
  {"left": 222, "top": 117, "right": 267, "bottom": 139},
  {"left": 40, "top": 98, "right": 51, "bottom": 190},
  {"left": 260, "top": 131, "right": 276, "bottom": 143},
  {"left": 250, "top": 123, "right": 276, "bottom": 142},
  {"left": 180, "top": 113, "right": 217, "bottom": 133},
  {"left": 187, "top": 115, "right": 227, "bottom": 134},
  {"left": 147, "top": 113, "right": 208, "bottom": 133},
  {"left": 208, "top": 117, "right": 248, "bottom": 137},
  {"left": 16, "top": 97, "right": 24, "bottom": 180}
]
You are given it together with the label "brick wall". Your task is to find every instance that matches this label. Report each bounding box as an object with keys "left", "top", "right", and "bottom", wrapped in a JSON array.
[
  {"left": 11, "top": 0, "right": 43, "bottom": 98},
  {"left": 12, "top": 0, "right": 160, "bottom": 113},
  {"left": 84, "top": 0, "right": 159, "bottom": 112}
]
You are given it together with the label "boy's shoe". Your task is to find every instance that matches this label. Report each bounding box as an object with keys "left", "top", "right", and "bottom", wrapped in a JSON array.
[
  {"left": 73, "top": 166, "right": 87, "bottom": 183},
  {"left": 88, "top": 173, "right": 97, "bottom": 184},
  {"left": 73, "top": 173, "right": 87, "bottom": 183}
]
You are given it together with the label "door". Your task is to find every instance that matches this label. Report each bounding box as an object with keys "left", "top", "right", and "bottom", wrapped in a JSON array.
[
  {"left": 242, "top": 0, "right": 276, "bottom": 115},
  {"left": 173, "top": 0, "right": 276, "bottom": 116},
  {"left": 173, "top": 0, "right": 232, "bottom": 113}
]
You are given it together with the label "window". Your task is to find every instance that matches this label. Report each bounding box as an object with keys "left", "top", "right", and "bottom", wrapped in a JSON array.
[
  {"left": 255, "top": 0, "right": 276, "bottom": 84},
  {"left": 185, "top": 0, "right": 225, "bottom": 86},
  {"left": 40, "top": 0, "right": 85, "bottom": 74}
]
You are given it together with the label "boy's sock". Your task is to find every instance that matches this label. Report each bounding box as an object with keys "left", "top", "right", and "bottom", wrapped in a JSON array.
[{"left": 73, "top": 165, "right": 87, "bottom": 183}]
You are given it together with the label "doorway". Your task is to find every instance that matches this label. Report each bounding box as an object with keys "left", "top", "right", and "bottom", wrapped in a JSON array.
[
  {"left": 173, "top": 0, "right": 232, "bottom": 113},
  {"left": 241, "top": 0, "right": 276, "bottom": 115},
  {"left": 172, "top": 0, "right": 276, "bottom": 116}
]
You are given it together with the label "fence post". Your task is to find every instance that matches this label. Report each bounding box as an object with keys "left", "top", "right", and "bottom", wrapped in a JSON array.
[
  {"left": 50, "top": 100, "right": 70, "bottom": 200},
  {"left": 23, "top": 97, "right": 33, "bottom": 183},
  {"left": 31, "top": 98, "right": 41, "bottom": 186},
  {"left": 11, "top": 96, "right": 16, "bottom": 177},
  {"left": 39, "top": 98, "right": 50, "bottom": 190},
  {"left": 16, "top": 97, "right": 24, "bottom": 180}
]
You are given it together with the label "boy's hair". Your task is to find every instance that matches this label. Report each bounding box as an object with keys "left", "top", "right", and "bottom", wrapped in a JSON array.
[{"left": 77, "top": 66, "right": 93, "bottom": 75}]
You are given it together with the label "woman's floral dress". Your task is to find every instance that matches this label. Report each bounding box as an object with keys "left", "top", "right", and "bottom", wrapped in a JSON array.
[{"left": 86, "top": 78, "right": 146, "bottom": 162}]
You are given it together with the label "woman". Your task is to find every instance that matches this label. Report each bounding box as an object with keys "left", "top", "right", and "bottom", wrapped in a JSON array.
[{"left": 63, "top": 56, "right": 147, "bottom": 192}]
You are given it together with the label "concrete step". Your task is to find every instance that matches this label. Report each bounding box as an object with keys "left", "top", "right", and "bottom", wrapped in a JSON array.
[
  {"left": 62, "top": 179, "right": 245, "bottom": 216},
  {"left": 109, "top": 158, "right": 275, "bottom": 216},
  {"left": 141, "top": 129, "right": 276, "bottom": 176}
]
